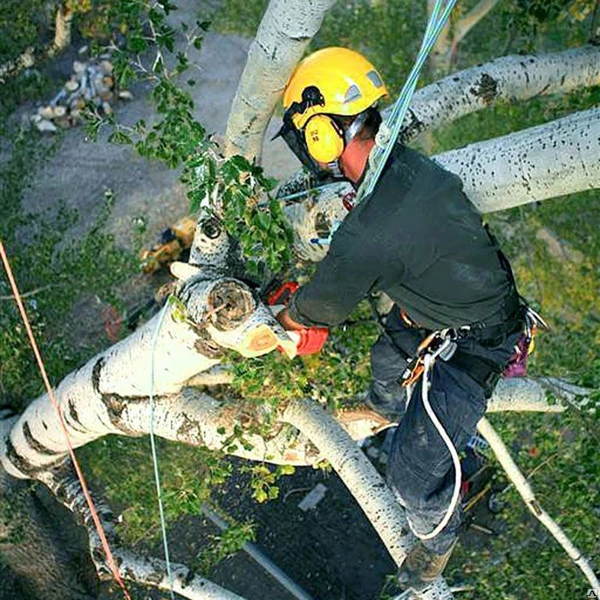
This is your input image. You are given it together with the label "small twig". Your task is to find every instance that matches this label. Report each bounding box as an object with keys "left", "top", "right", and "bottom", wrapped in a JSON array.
[
  {"left": 283, "top": 486, "right": 313, "bottom": 502},
  {"left": 478, "top": 417, "right": 599, "bottom": 591},
  {"left": 452, "top": 0, "right": 501, "bottom": 45},
  {"left": 591, "top": 0, "right": 600, "bottom": 41},
  {"left": 0, "top": 284, "right": 60, "bottom": 301}
]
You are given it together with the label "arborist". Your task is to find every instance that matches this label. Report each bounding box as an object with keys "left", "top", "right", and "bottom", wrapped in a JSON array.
[{"left": 274, "top": 47, "right": 531, "bottom": 591}]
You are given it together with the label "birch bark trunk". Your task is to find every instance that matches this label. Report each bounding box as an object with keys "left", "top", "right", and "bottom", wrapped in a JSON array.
[{"left": 224, "top": 0, "right": 337, "bottom": 160}]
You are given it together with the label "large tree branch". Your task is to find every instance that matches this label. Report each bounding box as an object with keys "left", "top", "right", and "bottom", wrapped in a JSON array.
[
  {"left": 0, "top": 277, "right": 295, "bottom": 478},
  {"left": 281, "top": 399, "right": 454, "bottom": 600},
  {"left": 394, "top": 45, "right": 600, "bottom": 143},
  {"left": 478, "top": 417, "right": 600, "bottom": 591},
  {"left": 224, "top": 0, "right": 337, "bottom": 160},
  {"left": 38, "top": 468, "right": 249, "bottom": 600},
  {"left": 435, "top": 107, "right": 600, "bottom": 213}
]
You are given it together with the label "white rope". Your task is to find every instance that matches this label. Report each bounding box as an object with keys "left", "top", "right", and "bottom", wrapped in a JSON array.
[
  {"left": 149, "top": 304, "right": 176, "bottom": 600},
  {"left": 416, "top": 353, "right": 463, "bottom": 541}
]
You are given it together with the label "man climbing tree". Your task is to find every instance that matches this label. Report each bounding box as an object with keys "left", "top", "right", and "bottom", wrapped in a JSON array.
[{"left": 275, "top": 46, "right": 536, "bottom": 592}]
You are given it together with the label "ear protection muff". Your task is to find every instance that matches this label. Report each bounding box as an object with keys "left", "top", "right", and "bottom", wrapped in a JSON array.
[{"left": 303, "top": 114, "right": 345, "bottom": 164}]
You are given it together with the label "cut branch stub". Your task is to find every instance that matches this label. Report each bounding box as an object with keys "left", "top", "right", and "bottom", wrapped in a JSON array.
[
  {"left": 189, "top": 210, "right": 231, "bottom": 271},
  {"left": 207, "top": 280, "right": 255, "bottom": 331}
]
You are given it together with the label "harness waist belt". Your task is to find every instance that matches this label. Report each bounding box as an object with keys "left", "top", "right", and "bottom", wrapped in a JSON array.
[{"left": 447, "top": 349, "right": 503, "bottom": 398}]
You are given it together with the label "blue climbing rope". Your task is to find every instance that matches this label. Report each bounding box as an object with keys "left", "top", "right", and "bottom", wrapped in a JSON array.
[{"left": 358, "top": 0, "right": 458, "bottom": 202}]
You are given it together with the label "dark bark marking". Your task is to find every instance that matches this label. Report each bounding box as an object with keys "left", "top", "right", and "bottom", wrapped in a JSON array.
[
  {"left": 194, "top": 333, "right": 224, "bottom": 358},
  {"left": 146, "top": 566, "right": 164, "bottom": 585},
  {"left": 22, "top": 422, "right": 58, "bottom": 456},
  {"left": 101, "top": 393, "right": 144, "bottom": 436},
  {"left": 177, "top": 412, "right": 205, "bottom": 445},
  {"left": 184, "top": 569, "right": 195, "bottom": 586},
  {"left": 92, "top": 357, "right": 105, "bottom": 394},
  {"left": 65, "top": 398, "right": 87, "bottom": 433},
  {"left": 5, "top": 437, "right": 62, "bottom": 476},
  {"left": 399, "top": 109, "right": 425, "bottom": 143},
  {"left": 470, "top": 73, "right": 498, "bottom": 104}
]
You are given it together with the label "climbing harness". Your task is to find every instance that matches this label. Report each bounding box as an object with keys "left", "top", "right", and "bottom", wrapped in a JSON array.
[
  {"left": 397, "top": 302, "right": 546, "bottom": 541},
  {"left": 357, "top": 0, "right": 458, "bottom": 204},
  {"left": 401, "top": 327, "right": 465, "bottom": 388},
  {"left": 0, "top": 241, "right": 132, "bottom": 600}
]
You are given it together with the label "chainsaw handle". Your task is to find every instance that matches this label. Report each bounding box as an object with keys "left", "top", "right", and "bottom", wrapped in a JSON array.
[{"left": 267, "top": 281, "right": 299, "bottom": 306}]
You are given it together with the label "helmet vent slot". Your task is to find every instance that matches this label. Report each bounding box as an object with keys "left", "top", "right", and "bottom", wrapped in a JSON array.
[
  {"left": 366, "top": 70, "right": 383, "bottom": 88},
  {"left": 344, "top": 84, "right": 362, "bottom": 104}
]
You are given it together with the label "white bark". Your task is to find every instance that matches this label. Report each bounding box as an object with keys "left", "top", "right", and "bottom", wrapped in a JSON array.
[
  {"left": 390, "top": 46, "right": 600, "bottom": 146},
  {"left": 478, "top": 418, "right": 600, "bottom": 591},
  {"left": 224, "top": 0, "right": 337, "bottom": 160},
  {"left": 0, "top": 4, "right": 74, "bottom": 82},
  {"left": 0, "top": 277, "right": 295, "bottom": 478},
  {"left": 0, "top": 48, "right": 35, "bottom": 82},
  {"left": 435, "top": 107, "right": 600, "bottom": 213},
  {"left": 429, "top": 0, "right": 501, "bottom": 75},
  {"left": 281, "top": 399, "right": 454, "bottom": 600},
  {"left": 428, "top": 0, "right": 452, "bottom": 77},
  {"left": 2, "top": 20, "right": 599, "bottom": 600}
]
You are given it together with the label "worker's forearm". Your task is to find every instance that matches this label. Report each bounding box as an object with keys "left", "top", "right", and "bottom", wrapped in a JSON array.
[{"left": 276, "top": 308, "right": 306, "bottom": 331}]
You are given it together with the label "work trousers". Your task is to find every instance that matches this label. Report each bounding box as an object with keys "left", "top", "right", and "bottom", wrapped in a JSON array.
[{"left": 369, "top": 306, "right": 519, "bottom": 554}]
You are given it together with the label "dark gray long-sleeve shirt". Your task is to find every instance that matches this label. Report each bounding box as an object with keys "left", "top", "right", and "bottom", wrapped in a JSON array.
[{"left": 289, "top": 145, "right": 517, "bottom": 331}]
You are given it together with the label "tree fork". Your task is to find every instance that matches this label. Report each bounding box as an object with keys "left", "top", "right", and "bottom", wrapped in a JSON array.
[{"left": 0, "top": 277, "right": 292, "bottom": 478}]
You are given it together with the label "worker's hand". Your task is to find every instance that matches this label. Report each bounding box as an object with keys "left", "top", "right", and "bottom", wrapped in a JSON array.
[
  {"left": 276, "top": 310, "right": 329, "bottom": 355},
  {"left": 289, "top": 326, "right": 329, "bottom": 356},
  {"left": 267, "top": 284, "right": 329, "bottom": 356}
]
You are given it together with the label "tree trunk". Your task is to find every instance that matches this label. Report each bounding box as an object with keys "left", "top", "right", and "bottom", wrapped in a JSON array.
[
  {"left": 50, "top": 4, "right": 73, "bottom": 56},
  {"left": 38, "top": 467, "right": 248, "bottom": 600},
  {"left": 224, "top": 0, "right": 337, "bottom": 160},
  {"left": 428, "top": 0, "right": 452, "bottom": 77}
]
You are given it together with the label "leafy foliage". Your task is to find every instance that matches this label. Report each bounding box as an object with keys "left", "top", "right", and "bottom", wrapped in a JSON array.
[
  {"left": 85, "top": 0, "right": 293, "bottom": 277},
  {"left": 0, "top": 0, "right": 48, "bottom": 64}
]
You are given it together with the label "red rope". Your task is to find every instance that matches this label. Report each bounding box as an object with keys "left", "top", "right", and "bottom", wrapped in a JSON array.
[{"left": 0, "top": 240, "right": 132, "bottom": 600}]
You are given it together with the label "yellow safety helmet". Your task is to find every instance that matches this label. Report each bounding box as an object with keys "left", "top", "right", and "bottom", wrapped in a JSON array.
[{"left": 276, "top": 47, "right": 388, "bottom": 176}]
